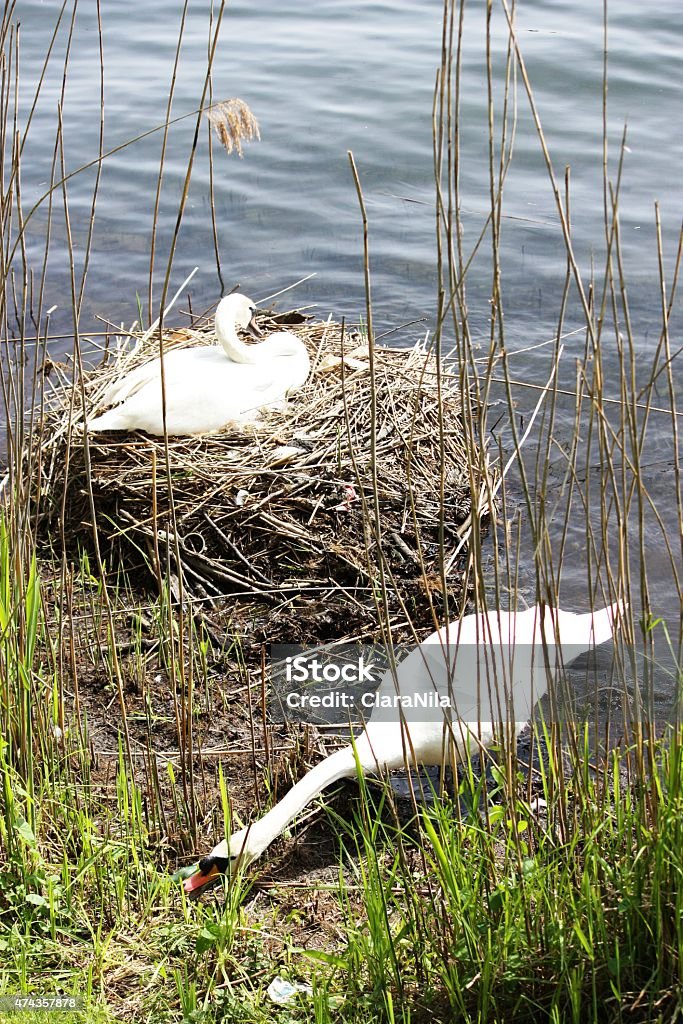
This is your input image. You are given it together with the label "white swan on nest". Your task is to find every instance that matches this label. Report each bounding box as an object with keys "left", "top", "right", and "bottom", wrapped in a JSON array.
[
  {"left": 86, "top": 293, "right": 310, "bottom": 435},
  {"left": 182, "top": 600, "right": 625, "bottom": 895}
]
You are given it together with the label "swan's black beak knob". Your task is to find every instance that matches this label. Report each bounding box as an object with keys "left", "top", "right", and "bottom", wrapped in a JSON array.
[
  {"left": 177, "top": 854, "right": 230, "bottom": 898},
  {"left": 246, "top": 312, "right": 263, "bottom": 340}
]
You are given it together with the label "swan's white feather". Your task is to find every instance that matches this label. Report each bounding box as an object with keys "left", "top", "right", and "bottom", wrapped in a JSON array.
[
  {"left": 101, "top": 358, "right": 166, "bottom": 408},
  {"left": 184, "top": 601, "right": 625, "bottom": 890},
  {"left": 87, "top": 296, "right": 310, "bottom": 436}
]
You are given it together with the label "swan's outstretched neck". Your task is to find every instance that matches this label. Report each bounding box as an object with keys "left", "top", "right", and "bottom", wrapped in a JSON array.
[{"left": 239, "top": 745, "right": 360, "bottom": 860}]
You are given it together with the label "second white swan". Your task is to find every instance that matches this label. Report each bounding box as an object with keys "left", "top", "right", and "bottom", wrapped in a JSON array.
[
  {"left": 86, "top": 293, "right": 311, "bottom": 436},
  {"left": 182, "top": 600, "right": 625, "bottom": 895}
]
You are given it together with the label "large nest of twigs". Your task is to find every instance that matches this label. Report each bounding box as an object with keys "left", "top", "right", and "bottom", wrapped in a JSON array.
[{"left": 32, "top": 308, "right": 485, "bottom": 640}]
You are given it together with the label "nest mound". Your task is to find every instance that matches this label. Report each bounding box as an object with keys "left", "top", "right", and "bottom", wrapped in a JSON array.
[{"left": 32, "top": 308, "right": 482, "bottom": 640}]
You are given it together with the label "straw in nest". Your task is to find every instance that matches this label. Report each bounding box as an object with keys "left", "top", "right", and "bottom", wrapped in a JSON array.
[{"left": 31, "top": 307, "right": 484, "bottom": 641}]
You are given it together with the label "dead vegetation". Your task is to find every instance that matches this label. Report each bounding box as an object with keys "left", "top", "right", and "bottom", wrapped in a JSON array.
[{"left": 30, "top": 307, "right": 486, "bottom": 642}]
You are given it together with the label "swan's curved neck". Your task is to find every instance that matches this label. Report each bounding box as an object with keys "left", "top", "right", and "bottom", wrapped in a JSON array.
[{"left": 215, "top": 303, "right": 259, "bottom": 364}]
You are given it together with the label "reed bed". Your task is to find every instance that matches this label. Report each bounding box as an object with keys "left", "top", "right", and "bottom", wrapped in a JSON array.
[
  {"left": 1, "top": 0, "right": 681, "bottom": 1019},
  {"left": 30, "top": 308, "right": 482, "bottom": 637}
]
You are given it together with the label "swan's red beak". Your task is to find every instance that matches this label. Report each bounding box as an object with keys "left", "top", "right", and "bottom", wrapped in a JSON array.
[{"left": 182, "top": 861, "right": 221, "bottom": 896}]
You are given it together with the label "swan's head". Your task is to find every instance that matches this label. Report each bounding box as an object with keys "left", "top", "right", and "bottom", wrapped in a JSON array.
[
  {"left": 215, "top": 292, "right": 262, "bottom": 339},
  {"left": 180, "top": 831, "right": 254, "bottom": 898}
]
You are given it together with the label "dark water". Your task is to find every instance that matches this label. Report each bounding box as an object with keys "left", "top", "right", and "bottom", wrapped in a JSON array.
[
  {"left": 11, "top": 1, "right": 683, "bottom": 710},
  {"left": 16, "top": 1, "right": 682, "bottom": 323}
]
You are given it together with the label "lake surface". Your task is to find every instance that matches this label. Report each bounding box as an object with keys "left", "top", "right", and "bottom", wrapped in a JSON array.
[{"left": 10, "top": 0, "right": 683, "bottom": 714}]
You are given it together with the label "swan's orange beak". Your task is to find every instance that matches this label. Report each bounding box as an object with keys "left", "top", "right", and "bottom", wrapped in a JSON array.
[{"left": 182, "top": 861, "right": 221, "bottom": 896}]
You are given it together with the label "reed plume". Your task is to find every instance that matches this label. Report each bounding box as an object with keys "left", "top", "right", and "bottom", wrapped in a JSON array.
[{"left": 205, "top": 98, "right": 260, "bottom": 157}]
